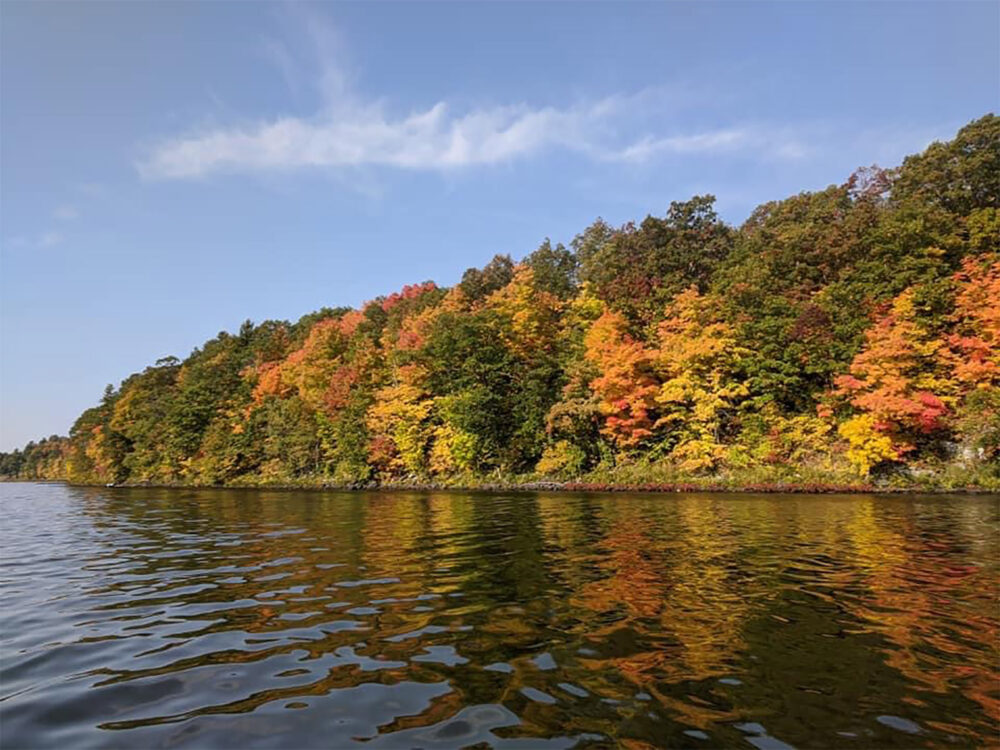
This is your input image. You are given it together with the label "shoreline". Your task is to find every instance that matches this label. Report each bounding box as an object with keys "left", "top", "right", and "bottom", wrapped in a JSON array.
[{"left": 6, "top": 478, "right": 997, "bottom": 495}]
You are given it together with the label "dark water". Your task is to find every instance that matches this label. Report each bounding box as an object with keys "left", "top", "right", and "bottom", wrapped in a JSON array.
[{"left": 1, "top": 485, "right": 998, "bottom": 749}]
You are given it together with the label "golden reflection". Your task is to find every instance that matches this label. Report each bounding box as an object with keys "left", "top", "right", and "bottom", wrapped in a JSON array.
[{"left": 844, "top": 499, "right": 1000, "bottom": 727}]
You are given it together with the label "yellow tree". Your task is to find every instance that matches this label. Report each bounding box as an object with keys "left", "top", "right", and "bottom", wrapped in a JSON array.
[
  {"left": 83, "top": 425, "right": 118, "bottom": 482},
  {"left": 654, "top": 288, "right": 748, "bottom": 471},
  {"left": 366, "top": 364, "right": 435, "bottom": 476},
  {"left": 485, "top": 265, "right": 564, "bottom": 360}
]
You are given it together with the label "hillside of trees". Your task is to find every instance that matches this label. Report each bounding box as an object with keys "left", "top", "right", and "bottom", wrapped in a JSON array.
[{"left": 3, "top": 115, "right": 998, "bottom": 489}]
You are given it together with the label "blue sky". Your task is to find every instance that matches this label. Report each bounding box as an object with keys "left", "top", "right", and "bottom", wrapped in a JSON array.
[{"left": 1, "top": 1, "right": 998, "bottom": 450}]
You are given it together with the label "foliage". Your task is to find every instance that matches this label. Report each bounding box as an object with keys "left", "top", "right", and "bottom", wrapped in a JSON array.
[
  {"left": 577, "top": 196, "right": 733, "bottom": 326},
  {"left": 831, "top": 287, "right": 954, "bottom": 464},
  {"left": 838, "top": 414, "right": 899, "bottom": 475},
  {"left": 584, "top": 309, "right": 659, "bottom": 451},
  {"left": 653, "top": 288, "right": 748, "bottom": 472}
]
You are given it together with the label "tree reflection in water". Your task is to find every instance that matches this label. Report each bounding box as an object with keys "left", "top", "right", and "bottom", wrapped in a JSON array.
[{"left": 0, "top": 484, "right": 996, "bottom": 748}]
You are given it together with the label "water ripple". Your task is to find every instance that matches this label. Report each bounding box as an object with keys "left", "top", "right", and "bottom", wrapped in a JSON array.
[{"left": 1, "top": 484, "right": 997, "bottom": 747}]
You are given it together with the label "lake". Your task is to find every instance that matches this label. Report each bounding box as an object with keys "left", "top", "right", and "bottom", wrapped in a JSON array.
[{"left": 0, "top": 483, "right": 997, "bottom": 748}]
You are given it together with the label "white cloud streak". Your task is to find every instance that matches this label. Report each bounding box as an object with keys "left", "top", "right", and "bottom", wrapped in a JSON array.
[
  {"left": 137, "top": 13, "right": 807, "bottom": 180},
  {"left": 610, "top": 128, "right": 811, "bottom": 163},
  {"left": 139, "top": 99, "right": 638, "bottom": 178}
]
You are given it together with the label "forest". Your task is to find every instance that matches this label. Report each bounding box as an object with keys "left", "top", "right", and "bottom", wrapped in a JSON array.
[{"left": 2, "top": 115, "right": 997, "bottom": 490}]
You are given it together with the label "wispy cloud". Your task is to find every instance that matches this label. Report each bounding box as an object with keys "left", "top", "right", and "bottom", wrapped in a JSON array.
[
  {"left": 609, "top": 127, "right": 811, "bottom": 163},
  {"left": 7, "top": 230, "right": 64, "bottom": 249},
  {"left": 53, "top": 204, "right": 79, "bottom": 221},
  {"left": 76, "top": 182, "right": 107, "bottom": 198},
  {"left": 261, "top": 37, "right": 302, "bottom": 99},
  {"left": 39, "top": 231, "right": 64, "bottom": 247},
  {"left": 140, "top": 99, "right": 631, "bottom": 178},
  {"left": 138, "top": 12, "right": 806, "bottom": 180}
]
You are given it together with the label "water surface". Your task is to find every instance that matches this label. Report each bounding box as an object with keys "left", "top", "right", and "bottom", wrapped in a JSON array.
[{"left": 1, "top": 483, "right": 997, "bottom": 748}]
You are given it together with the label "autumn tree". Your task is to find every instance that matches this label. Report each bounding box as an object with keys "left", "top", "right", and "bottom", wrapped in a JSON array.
[
  {"left": 832, "top": 288, "right": 954, "bottom": 474},
  {"left": 653, "top": 288, "right": 748, "bottom": 472},
  {"left": 585, "top": 308, "right": 660, "bottom": 452},
  {"left": 946, "top": 254, "right": 1000, "bottom": 460}
]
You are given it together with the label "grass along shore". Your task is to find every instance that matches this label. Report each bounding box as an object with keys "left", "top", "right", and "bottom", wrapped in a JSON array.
[{"left": 28, "top": 461, "right": 997, "bottom": 494}]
